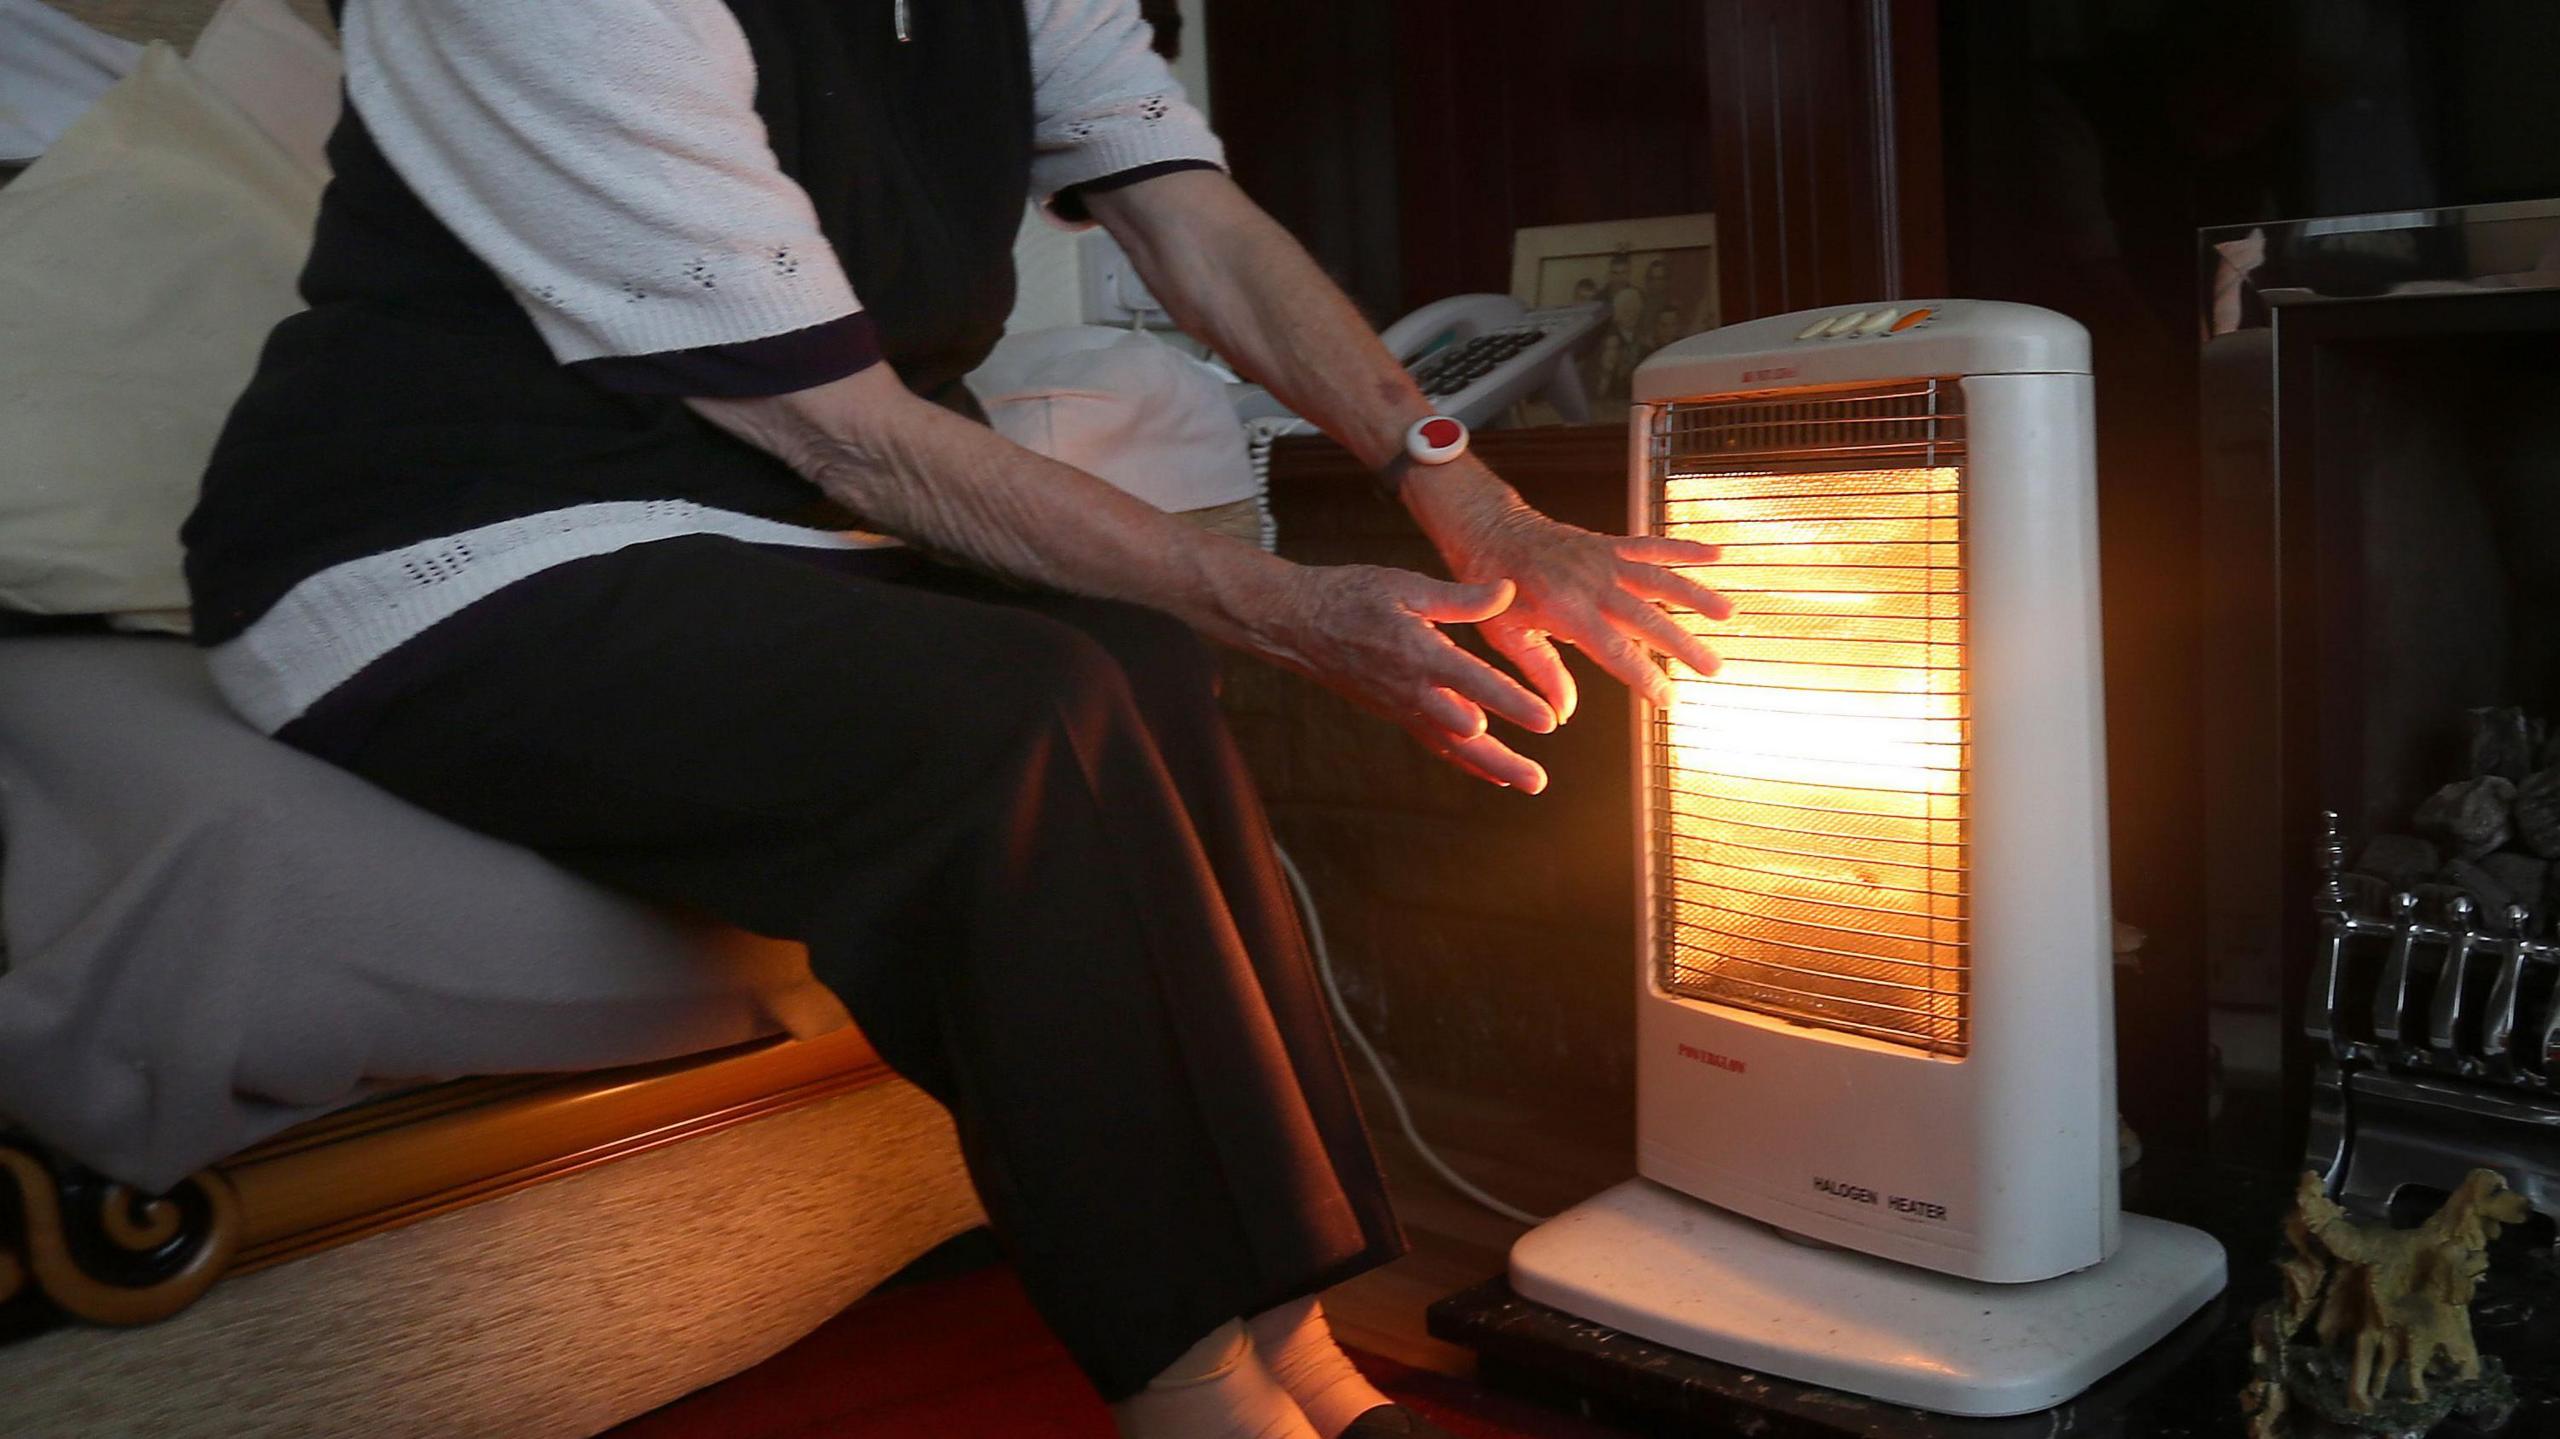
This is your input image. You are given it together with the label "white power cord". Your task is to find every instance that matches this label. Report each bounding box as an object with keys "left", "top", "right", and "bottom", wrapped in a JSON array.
[{"left": 1271, "top": 840, "right": 1552, "bottom": 1227}]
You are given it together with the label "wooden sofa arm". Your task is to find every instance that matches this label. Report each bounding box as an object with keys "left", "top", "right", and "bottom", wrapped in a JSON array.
[
  {"left": 1, "top": 1027, "right": 891, "bottom": 1335},
  {"left": 0, "top": 1143, "right": 239, "bottom": 1326}
]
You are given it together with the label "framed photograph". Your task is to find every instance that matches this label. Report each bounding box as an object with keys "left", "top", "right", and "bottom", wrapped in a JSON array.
[{"left": 1510, "top": 213, "right": 1719, "bottom": 418}]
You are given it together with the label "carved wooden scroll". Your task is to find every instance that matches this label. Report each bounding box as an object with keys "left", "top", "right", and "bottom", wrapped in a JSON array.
[{"left": 0, "top": 1136, "right": 239, "bottom": 1326}]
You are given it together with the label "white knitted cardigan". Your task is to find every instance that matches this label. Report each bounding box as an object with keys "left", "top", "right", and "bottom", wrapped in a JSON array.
[{"left": 208, "top": 0, "right": 1226, "bottom": 733}]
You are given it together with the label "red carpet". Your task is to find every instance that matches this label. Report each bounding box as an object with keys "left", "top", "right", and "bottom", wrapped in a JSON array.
[{"left": 606, "top": 1263, "right": 1625, "bottom": 1439}]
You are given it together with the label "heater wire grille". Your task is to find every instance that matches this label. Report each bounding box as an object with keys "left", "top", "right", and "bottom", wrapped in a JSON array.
[{"left": 1649, "top": 380, "right": 1970, "bottom": 1056}]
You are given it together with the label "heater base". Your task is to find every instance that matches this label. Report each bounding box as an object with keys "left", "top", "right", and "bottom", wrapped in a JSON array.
[{"left": 1509, "top": 1178, "right": 2226, "bottom": 1419}]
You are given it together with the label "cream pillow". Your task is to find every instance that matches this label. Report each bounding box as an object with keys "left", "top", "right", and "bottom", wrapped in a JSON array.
[
  {"left": 969, "top": 326, "right": 1261, "bottom": 515},
  {"left": 0, "top": 42, "right": 322, "bottom": 627},
  {"left": 185, "top": 0, "right": 342, "bottom": 175}
]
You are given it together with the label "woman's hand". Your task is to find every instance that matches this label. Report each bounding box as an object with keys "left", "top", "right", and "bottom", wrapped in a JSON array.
[
  {"left": 1403, "top": 459, "right": 1731, "bottom": 722},
  {"left": 1248, "top": 563, "right": 1563, "bottom": 792}
]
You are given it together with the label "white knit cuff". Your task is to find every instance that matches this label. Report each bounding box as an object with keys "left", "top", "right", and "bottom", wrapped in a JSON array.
[
  {"left": 515, "top": 258, "right": 862, "bottom": 367},
  {"left": 1032, "top": 119, "right": 1227, "bottom": 226}
]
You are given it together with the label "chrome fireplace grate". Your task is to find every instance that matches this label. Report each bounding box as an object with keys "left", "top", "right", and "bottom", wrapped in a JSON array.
[
  {"left": 2306, "top": 810, "right": 2560, "bottom": 1223},
  {"left": 2309, "top": 810, "right": 2560, "bottom": 1085}
]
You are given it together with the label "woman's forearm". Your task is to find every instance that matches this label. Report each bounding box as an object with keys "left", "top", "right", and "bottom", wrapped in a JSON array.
[
  {"left": 693, "top": 353, "right": 1560, "bottom": 786},
  {"left": 688, "top": 363, "right": 1292, "bottom": 654},
  {"left": 1086, "top": 171, "right": 1433, "bottom": 474},
  {"left": 1086, "top": 170, "right": 1528, "bottom": 531}
]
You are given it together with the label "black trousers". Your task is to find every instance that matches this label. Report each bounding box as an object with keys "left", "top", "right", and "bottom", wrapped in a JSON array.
[{"left": 277, "top": 536, "right": 1404, "bottom": 1399}]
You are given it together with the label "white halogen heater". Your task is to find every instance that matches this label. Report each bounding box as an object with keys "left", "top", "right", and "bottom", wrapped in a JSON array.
[{"left": 1509, "top": 301, "right": 2226, "bottom": 1417}]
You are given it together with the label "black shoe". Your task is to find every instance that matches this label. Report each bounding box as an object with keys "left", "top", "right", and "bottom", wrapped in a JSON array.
[{"left": 1342, "top": 1404, "right": 1457, "bottom": 1438}]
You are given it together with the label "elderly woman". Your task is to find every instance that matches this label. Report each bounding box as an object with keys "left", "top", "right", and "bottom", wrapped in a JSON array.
[{"left": 181, "top": 2, "right": 1726, "bottom": 1436}]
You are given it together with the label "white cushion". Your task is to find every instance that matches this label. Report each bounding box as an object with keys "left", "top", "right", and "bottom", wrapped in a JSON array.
[
  {"left": 185, "top": 0, "right": 343, "bottom": 174},
  {"left": 0, "top": 43, "right": 319, "bottom": 625},
  {"left": 970, "top": 326, "right": 1261, "bottom": 514}
]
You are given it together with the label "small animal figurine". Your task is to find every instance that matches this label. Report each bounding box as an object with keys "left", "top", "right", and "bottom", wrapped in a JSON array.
[{"left": 2242, "top": 1169, "right": 2529, "bottom": 1438}]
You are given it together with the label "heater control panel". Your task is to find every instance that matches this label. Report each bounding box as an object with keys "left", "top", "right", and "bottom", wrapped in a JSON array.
[
  {"left": 1792, "top": 306, "right": 1938, "bottom": 341},
  {"left": 1633, "top": 299, "right": 2092, "bottom": 401}
]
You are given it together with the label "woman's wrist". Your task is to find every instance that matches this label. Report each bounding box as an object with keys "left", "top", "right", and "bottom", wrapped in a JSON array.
[
  {"left": 1352, "top": 401, "right": 1441, "bottom": 473},
  {"left": 1188, "top": 540, "right": 1315, "bottom": 660},
  {"left": 1398, "top": 456, "right": 1538, "bottom": 568}
]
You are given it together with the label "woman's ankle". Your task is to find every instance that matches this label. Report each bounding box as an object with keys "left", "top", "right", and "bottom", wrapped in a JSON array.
[
  {"left": 1109, "top": 1320, "right": 1319, "bottom": 1439},
  {"left": 1244, "top": 1299, "right": 1392, "bottom": 1438}
]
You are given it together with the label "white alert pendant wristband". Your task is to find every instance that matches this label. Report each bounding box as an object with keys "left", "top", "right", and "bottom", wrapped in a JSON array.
[
  {"left": 1406, "top": 414, "right": 1470, "bottom": 464},
  {"left": 1379, "top": 415, "right": 1470, "bottom": 497}
]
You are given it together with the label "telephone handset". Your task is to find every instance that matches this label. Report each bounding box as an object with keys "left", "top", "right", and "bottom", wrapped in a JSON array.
[{"left": 1232, "top": 294, "right": 1605, "bottom": 432}]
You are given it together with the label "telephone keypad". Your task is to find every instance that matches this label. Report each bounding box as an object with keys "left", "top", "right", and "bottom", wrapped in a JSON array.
[{"left": 1412, "top": 326, "right": 1550, "bottom": 399}]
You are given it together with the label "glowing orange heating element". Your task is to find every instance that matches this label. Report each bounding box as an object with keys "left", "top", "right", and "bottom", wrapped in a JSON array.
[{"left": 1655, "top": 466, "right": 1968, "bottom": 1055}]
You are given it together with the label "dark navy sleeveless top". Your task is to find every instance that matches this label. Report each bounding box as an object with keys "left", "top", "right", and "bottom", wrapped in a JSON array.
[{"left": 182, "top": 0, "right": 1034, "bottom": 644}]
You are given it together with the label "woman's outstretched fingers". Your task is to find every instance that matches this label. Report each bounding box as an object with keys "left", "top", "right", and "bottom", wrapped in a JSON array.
[
  {"left": 1613, "top": 535, "right": 1723, "bottom": 567},
  {"left": 1401, "top": 574, "right": 1515, "bottom": 625},
  {"left": 1485, "top": 617, "right": 1577, "bottom": 725},
  {"left": 1278, "top": 562, "right": 1562, "bottom": 791},
  {"left": 1410, "top": 720, "right": 1547, "bottom": 793},
  {"left": 1427, "top": 640, "right": 1556, "bottom": 733},
  {"left": 1604, "top": 589, "right": 1722, "bottom": 678},
  {"left": 1569, "top": 612, "right": 1671, "bottom": 707},
  {"left": 1415, "top": 686, "right": 1488, "bottom": 740},
  {"left": 1619, "top": 562, "right": 1734, "bottom": 622}
]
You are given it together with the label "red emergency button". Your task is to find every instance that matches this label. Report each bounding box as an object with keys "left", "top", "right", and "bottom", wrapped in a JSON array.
[{"left": 1406, "top": 415, "right": 1471, "bottom": 466}]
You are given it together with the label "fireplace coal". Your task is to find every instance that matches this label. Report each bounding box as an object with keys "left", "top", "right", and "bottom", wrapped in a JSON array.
[{"left": 2355, "top": 705, "right": 2560, "bottom": 917}]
